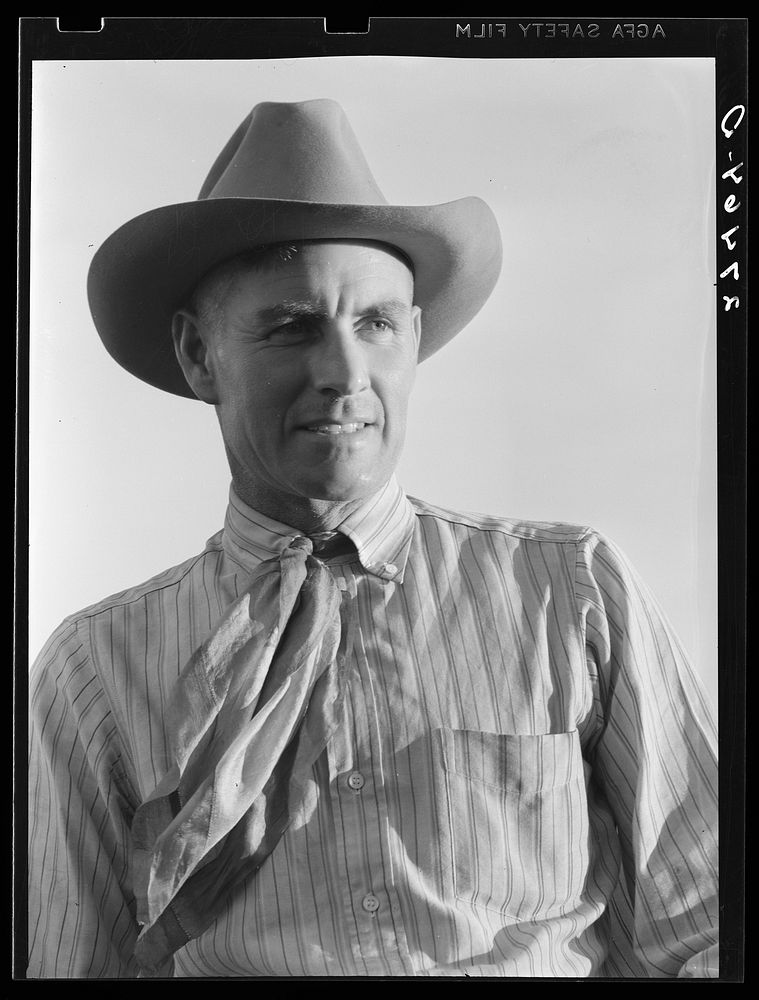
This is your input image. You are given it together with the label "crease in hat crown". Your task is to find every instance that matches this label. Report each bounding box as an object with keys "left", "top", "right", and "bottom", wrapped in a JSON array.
[
  {"left": 87, "top": 96, "right": 504, "bottom": 399},
  {"left": 200, "top": 99, "right": 388, "bottom": 205}
]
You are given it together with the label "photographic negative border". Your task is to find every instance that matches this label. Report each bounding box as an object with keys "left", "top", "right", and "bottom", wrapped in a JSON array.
[{"left": 16, "top": 17, "right": 746, "bottom": 981}]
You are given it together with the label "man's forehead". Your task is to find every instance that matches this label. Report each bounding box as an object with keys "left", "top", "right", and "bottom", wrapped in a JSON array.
[{"left": 188, "top": 239, "right": 416, "bottom": 325}]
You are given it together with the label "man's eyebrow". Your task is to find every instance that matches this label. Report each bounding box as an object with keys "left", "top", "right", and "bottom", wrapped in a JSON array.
[
  {"left": 252, "top": 298, "right": 412, "bottom": 326},
  {"left": 253, "top": 302, "right": 326, "bottom": 326},
  {"left": 360, "top": 298, "right": 413, "bottom": 318}
]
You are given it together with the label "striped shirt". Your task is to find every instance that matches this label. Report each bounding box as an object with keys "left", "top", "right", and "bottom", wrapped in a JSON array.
[{"left": 27, "top": 478, "right": 718, "bottom": 978}]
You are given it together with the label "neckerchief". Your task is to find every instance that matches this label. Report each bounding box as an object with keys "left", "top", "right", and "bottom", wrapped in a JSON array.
[{"left": 131, "top": 535, "right": 343, "bottom": 976}]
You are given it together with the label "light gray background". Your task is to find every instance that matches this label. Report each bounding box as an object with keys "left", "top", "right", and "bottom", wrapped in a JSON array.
[{"left": 29, "top": 56, "right": 717, "bottom": 709}]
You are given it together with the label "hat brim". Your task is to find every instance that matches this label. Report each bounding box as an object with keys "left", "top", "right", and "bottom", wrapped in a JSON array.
[{"left": 87, "top": 196, "right": 503, "bottom": 398}]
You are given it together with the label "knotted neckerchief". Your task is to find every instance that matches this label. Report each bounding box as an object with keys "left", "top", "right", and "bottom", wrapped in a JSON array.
[{"left": 131, "top": 535, "right": 345, "bottom": 976}]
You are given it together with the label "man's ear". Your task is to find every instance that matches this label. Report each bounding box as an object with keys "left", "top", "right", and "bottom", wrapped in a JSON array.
[
  {"left": 171, "top": 310, "right": 220, "bottom": 404},
  {"left": 411, "top": 305, "right": 422, "bottom": 358}
]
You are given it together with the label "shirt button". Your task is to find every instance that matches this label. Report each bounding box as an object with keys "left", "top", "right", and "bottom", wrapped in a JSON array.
[
  {"left": 383, "top": 562, "right": 397, "bottom": 575},
  {"left": 361, "top": 892, "right": 380, "bottom": 913},
  {"left": 347, "top": 771, "right": 365, "bottom": 791}
]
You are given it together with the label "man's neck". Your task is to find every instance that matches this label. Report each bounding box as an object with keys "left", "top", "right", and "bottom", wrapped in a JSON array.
[{"left": 231, "top": 478, "right": 384, "bottom": 535}]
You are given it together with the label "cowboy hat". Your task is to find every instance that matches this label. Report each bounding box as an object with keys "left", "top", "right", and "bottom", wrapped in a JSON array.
[{"left": 87, "top": 99, "right": 503, "bottom": 399}]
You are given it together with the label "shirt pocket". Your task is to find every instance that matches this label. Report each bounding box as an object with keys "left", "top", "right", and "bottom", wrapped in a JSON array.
[{"left": 437, "top": 728, "right": 590, "bottom": 921}]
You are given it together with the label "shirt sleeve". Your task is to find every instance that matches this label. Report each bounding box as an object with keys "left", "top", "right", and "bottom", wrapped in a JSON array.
[
  {"left": 575, "top": 530, "right": 718, "bottom": 978},
  {"left": 27, "top": 618, "right": 141, "bottom": 978}
]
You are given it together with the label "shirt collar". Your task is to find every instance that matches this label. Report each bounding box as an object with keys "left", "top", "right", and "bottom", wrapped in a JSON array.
[{"left": 222, "top": 477, "right": 416, "bottom": 583}]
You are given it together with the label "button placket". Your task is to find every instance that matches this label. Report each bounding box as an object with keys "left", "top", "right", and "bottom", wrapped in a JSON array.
[
  {"left": 327, "top": 564, "right": 411, "bottom": 972},
  {"left": 326, "top": 565, "right": 379, "bottom": 957}
]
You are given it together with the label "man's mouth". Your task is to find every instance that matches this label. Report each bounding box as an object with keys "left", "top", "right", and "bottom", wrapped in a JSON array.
[{"left": 303, "top": 422, "right": 369, "bottom": 435}]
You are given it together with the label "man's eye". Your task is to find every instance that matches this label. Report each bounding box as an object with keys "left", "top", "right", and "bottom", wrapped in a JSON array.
[{"left": 362, "top": 318, "right": 393, "bottom": 335}]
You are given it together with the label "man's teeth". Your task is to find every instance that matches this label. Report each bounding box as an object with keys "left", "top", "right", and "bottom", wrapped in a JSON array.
[{"left": 306, "top": 422, "right": 367, "bottom": 435}]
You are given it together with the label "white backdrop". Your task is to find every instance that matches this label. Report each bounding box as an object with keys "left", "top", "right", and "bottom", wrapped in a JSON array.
[{"left": 29, "top": 56, "right": 717, "bottom": 709}]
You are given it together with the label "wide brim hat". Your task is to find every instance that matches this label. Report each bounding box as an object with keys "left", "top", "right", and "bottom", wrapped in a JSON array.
[{"left": 87, "top": 99, "right": 503, "bottom": 399}]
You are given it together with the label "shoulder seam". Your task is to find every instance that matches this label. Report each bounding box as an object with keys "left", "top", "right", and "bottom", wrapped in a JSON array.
[
  {"left": 409, "top": 497, "right": 593, "bottom": 544},
  {"left": 60, "top": 547, "right": 221, "bottom": 626}
]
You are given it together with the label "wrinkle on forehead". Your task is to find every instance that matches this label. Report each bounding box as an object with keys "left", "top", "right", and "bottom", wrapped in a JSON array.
[{"left": 260, "top": 258, "right": 413, "bottom": 305}]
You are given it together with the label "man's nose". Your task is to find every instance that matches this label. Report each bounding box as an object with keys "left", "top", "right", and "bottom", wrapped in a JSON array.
[{"left": 309, "top": 330, "right": 369, "bottom": 397}]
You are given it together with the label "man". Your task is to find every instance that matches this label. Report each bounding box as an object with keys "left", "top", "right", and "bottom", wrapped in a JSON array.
[{"left": 28, "top": 99, "right": 718, "bottom": 978}]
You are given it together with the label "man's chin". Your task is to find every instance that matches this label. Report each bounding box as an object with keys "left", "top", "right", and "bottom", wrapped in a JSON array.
[
  {"left": 295, "top": 472, "right": 385, "bottom": 504},
  {"left": 285, "top": 457, "right": 392, "bottom": 503}
]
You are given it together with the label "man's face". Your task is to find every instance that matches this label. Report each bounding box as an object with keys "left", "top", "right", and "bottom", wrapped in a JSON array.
[{"left": 192, "top": 241, "right": 421, "bottom": 509}]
